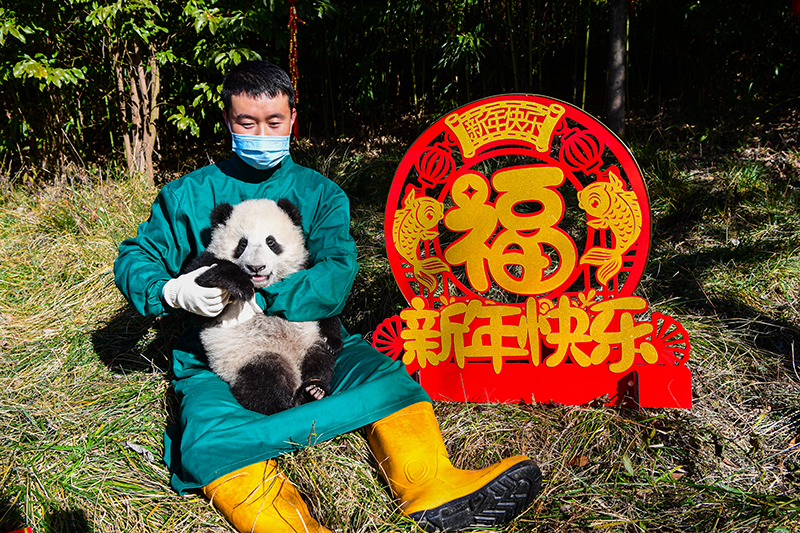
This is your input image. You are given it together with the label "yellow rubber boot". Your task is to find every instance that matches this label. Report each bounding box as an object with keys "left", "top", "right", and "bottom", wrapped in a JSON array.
[
  {"left": 203, "top": 460, "right": 331, "bottom": 533},
  {"left": 366, "top": 402, "right": 542, "bottom": 532}
]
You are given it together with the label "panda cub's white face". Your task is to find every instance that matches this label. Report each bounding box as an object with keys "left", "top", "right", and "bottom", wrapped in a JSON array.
[{"left": 205, "top": 199, "right": 308, "bottom": 289}]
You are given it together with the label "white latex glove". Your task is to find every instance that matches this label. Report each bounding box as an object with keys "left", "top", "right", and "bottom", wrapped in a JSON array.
[{"left": 162, "top": 265, "right": 230, "bottom": 317}]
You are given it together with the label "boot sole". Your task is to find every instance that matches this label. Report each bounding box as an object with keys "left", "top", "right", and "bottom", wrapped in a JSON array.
[{"left": 407, "top": 460, "right": 542, "bottom": 532}]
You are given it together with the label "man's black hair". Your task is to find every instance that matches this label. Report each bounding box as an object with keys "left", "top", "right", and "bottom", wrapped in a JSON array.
[{"left": 221, "top": 60, "right": 295, "bottom": 112}]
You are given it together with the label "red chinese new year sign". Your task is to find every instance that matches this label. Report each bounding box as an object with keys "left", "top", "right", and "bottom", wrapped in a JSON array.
[{"left": 372, "top": 95, "right": 691, "bottom": 408}]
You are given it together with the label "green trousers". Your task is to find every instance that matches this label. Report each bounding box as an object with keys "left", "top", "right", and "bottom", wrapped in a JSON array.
[{"left": 164, "top": 327, "right": 431, "bottom": 494}]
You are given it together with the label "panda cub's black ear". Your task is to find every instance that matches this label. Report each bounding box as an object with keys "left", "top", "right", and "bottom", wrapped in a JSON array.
[
  {"left": 210, "top": 203, "right": 234, "bottom": 228},
  {"left": 277, "top": 198, "right": 303, "bottom": 227}
]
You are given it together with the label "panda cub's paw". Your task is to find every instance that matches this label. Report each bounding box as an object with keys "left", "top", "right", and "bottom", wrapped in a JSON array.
[
  {"left": 296, "top": 379, "right": 329, "bottom": 404},
  {"left": 305, "top": 383, "right": 326, "bottom": 401},
  {"left": 195, "top": 260, "right": 255, "bottom": 301},
  {"left": 319, "top": 316, "right": 344, "bottom": 353}
]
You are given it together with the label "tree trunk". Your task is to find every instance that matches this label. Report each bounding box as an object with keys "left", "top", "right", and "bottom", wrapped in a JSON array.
[
  {"left": 112, "top": 44, "right": 134, "bottom": 174},
  {"left": 135, "top": 50, "right": 159, "bottom": 183},
  {"left": 113, "top": 40, "right": 159, "bottom": 184},
  {"left": 606, "top": 0, "right": 627, "bottom": 137},
  {"left": 410, "top": 25, "right": 418, "bottom": 110},
  {"left": 582, "top": 2, "right": 590, "bottom": 110}
]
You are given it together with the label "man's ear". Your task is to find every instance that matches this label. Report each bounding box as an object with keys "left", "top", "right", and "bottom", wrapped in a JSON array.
[
  {"left": 290, "top": 107, "right": 297, "bottom": 130},
  {"left": 222, "top": 109, "right": 230, "bottom": 131}
]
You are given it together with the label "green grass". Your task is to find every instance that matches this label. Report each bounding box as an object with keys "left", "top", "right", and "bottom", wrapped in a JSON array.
[{"left": 1, "top": 130, "right": 799, "bottom": 532}]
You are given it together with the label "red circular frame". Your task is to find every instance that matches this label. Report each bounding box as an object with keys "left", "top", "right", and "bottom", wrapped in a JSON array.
[{"left": 385, "top": 94, "right": 651, "bottom": 307}]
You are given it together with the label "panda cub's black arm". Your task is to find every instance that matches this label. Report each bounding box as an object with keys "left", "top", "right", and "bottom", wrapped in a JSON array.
[
  {"left": 185, "top": 251, "right": 255, "bottom": 302},
  {"left": 319, "top": 316, "right": 343, "bottom": 353}
]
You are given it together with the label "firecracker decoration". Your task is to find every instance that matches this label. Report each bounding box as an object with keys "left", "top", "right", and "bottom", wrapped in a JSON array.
[
  {"left": 373, "top": 94, "right": 693, "bottom": 409},
  {"left": 288, "top": 0, "right": 303, "bottom": 137}
]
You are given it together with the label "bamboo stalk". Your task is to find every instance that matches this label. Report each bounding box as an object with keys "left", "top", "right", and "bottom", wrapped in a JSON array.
[{"left": 506, "top": 0, "right": 520, "bottom": 93}]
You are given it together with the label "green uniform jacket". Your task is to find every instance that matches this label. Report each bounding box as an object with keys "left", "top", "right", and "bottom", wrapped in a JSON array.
[{"left": 114, "top": 154, "right": 429, "bottom": 494}]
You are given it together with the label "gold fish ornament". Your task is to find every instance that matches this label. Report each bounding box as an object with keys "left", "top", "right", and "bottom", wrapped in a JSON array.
[
  {"left": 577, "top": 170, "right": 643, "bottom": 287},
  {"left": 392, "top": 187, "right": 450, "bottom": 295}
]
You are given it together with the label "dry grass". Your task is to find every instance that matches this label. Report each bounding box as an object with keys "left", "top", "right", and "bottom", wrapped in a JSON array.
[{"left": 1, "top": 131, "right": 799, "bottom": 532}]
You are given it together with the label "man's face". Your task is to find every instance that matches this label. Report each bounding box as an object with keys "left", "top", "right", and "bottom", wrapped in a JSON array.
[{"left": 224, "top": 93, "right": 296, "bottom": 136}]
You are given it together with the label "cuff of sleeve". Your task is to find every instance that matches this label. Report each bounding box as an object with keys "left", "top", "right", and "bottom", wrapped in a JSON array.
[{"left": 162, "top": 278, "right": 180, "bottom": 309}]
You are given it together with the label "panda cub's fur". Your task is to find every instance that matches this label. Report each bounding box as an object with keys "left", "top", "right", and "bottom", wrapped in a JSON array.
[{"left": 185, "top": 198, "right": 342, "bottom": 416}]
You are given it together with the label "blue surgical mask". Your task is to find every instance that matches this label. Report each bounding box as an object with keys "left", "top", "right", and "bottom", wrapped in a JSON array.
[{"left": 230, "top": 132, "right": 290, "bottom": 170}]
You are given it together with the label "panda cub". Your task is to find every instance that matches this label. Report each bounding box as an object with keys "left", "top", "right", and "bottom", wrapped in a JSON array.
[{"left": 185, "top": 198, "right": 342, "bottom": 416}]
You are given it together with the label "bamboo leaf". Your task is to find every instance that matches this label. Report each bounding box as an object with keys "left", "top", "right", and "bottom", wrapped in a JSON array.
[{"left": 622, "top": 453, "right": 635, "bottom": 476}]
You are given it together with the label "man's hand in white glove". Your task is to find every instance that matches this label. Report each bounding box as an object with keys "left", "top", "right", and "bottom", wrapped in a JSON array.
[{"left": 162, "top": 265, "right": 229, "bottom": 317}]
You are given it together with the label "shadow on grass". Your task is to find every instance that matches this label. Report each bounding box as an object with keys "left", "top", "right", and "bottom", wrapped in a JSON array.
[
  {"left": 649, "top": 240, "right": 800, "bottom": 386},
  {"left": 90, "top": 306, "right": 191, "bottom": 374},
  {"left": 42, "top": 508, "right": 92, "bottom": 533},
  {"left": 0, "top": 493, "right": 26, "bottom": 532},
  {"left": 0, "top": 495, "right": 92, "bottom": 533},
  {"left": 643, "top": 239, "right": 800, "bottom": 459},
  {"left": 90, "top": 306, "right": 188, "bottom": 430}
]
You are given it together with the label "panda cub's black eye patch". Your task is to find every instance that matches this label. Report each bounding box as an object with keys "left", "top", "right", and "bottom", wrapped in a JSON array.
[
  {"left": 266, "top": 236, "right": 283, "bottom": 255},
  {"left": 234, "top": 237, "right": 248, "bottom": 258}
]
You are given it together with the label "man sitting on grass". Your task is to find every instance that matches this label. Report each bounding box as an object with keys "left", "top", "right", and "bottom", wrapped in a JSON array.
[{"left": 114, "top": 59, "right": 542, "bottom": 533}]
